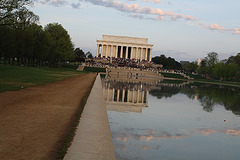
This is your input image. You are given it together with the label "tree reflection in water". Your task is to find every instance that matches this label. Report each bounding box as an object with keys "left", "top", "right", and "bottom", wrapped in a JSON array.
[{"left": 149, "top": 82, "right": 240, "bottom": 115}]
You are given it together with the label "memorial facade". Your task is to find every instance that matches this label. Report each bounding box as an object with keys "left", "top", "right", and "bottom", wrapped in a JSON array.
[{"left": 97, "top": 35, "right": 153, "bottom": 61}]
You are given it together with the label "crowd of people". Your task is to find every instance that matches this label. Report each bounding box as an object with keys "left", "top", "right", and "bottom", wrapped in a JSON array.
[
  {"left": 83, "top": 56, "right": 189, "bottom": 76},
  {"left": 85, "top": 56, "right": 154, "bottom": 68}
]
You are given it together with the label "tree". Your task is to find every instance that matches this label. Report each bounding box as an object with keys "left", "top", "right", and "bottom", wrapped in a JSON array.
[
  {"left": 197, "top": 52, "right": 219, "bottom": 77},
  {"left": 205, "top": 52, "right": 219, "bottom": 67},
  {"left": 227, "top": 53, "right": 240, "bottom": 67},
  {"left": 0, "top": 0, "right": 39, "bottom": 65},
  {"left": 74, "top": 48, "right": 85, "bottom": 63},
  {"left": 0, "top": 0, "right": 34, "bottom": 26},
  {"left": 86, "top": 51, "right": 93, "bottom": 59},
  {"left": 24, "top": 23, "right": 51, "bottom": 66},
  {"left": 0, "top": 26, "right": 17, "bottom": 64},
  {"left": 213, "top": 62, "right": 239, "bottom": 81},
  {"left": 182, "top": 62, "right": 198, "bottom": 73},
  {"left": 196, "top": 59, "right": 211, "bottom": 76},
  {"left": 44, "top": 23, "right": 74, "bottom": 66},
  {"left": 152, "top": 54, "right": 181, "bottom": 69},
  {"left": 15, "top": 9, "right": 39, "bottom": 30}
]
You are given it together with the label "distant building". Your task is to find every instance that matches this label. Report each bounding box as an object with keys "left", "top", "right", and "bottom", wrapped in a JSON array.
[
  {"left": 197, "top": 58, "right": 202, "bottom": 66},
  {"left": 96, "top": 35, "right": 153, "bottom": 61}
]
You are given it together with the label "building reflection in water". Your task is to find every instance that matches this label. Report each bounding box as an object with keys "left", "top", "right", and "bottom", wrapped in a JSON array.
[
  {"left": 101, "top": 75, "right": 240, "bottom": 159},
  {"left": 102, "top": 75, "right": 162, "bottom": 113},
  {"left": 101, "top": 74, "right": 193, "bottom": 113}
]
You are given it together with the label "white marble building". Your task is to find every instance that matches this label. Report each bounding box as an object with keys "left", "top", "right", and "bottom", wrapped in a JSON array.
[{"left": 97, "top": 35, "right": 153, "bottom": 61}]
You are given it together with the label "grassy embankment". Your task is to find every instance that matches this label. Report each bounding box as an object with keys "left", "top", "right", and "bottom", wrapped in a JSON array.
[
  {"left": 0, "top": 65, "right": 89, "bottom": 93},
  {"left": 83, "top": 66, "right": 106, "bottom": 72},
  {"left": 160, "top": 72, "right": 187, "bottom": 80},
  {"left": 161, "top": 72, "right": 240, "bottom": 87}
]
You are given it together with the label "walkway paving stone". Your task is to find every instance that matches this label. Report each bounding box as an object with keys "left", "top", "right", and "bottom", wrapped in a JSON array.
[{"left": 64, "top": 75, "right": 116, "bottom": 160}]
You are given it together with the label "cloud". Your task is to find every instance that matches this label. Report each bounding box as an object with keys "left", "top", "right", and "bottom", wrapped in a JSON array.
[
  {"left": 142, "top": 0, "right": 171, "bottom": 5},
  {"left": 199, "top": 22, "right": 240, "bottom": 35},
  {"left": 232, "top": 28, "right": 240, "bottom": 34},
  {"left": 112, "top": 128, "right": 188, "bottom": 143},
  {"left": 34, "top": 0, "right": 67, "bottom": 7},
  {"left": 208, "top": 24, "right": 225, "bottom": 30},
  {"left": 190, "top": 128, "right": 240, "bottom": 137},
  {"left": 128, "top": 13, "right": 145, "bottom": 19},
  {"left": 80, "top": 0, "right": 197, "bottom": 21},
  {"left": 71, "top": 2, "right": 81, "bottom": 9},
  {"left": 33, "top": 0, "right": 239, "bottom": 36}
]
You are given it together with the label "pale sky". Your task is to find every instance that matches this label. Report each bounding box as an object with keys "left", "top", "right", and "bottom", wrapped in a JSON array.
[{"left": 31, "top": 0, "right": 240, "bottom": 61}]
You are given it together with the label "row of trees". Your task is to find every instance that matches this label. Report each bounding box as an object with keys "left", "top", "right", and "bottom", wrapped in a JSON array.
[
  {"left": 0, "top": 0, "right": 90, "bottom": 67},
  {"left": 151, "top": 52, "right": 240, "bottom": 81},
  {"left": 73, "top": 48, "right": 93, "bottom": 63},
  {"left": 183, "top": 52, "right": 240, "bottom": 81},
  {"left": 152, "top": 54, "right": 181, "bottom": 69}
]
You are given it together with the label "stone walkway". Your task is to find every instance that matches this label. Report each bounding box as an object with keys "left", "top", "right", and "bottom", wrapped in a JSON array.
[{"left": 64, "top": 75, "right": 116, "bottom": 160}]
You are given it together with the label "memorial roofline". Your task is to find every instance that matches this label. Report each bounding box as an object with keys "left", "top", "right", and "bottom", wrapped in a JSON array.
[
  {"left": 98, "top": 35, "right": 153, "bottom": 45},
  {"left": 97, "top": 40, "right": 153, "bottom": 46}
]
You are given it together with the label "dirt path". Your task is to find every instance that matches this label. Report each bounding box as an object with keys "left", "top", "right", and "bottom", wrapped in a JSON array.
[{"left": 0, "top": 73, "right": 96, "bottom": 160}]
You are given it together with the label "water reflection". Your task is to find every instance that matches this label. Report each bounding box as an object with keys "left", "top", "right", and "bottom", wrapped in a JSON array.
[
  {"left": 112, "top": 126, "right": 240, "bottom": 159},
  {"left": 149, "top": 82, "right": 240, "bottom": 115},
  {"left": 113, "top": 128, "right": 188, "bottom": 143},
  {"left": 113, "top": 127, "right": 240, "bottom": 144},
  {"left": 102, "top": 77, "right": 157, "bottom": 113},
  {"left": 102, "top": 78, "right": 240, "bottom": 160},
  {"left": 190, "top": 128, "right": 240, "bottom": 136}
]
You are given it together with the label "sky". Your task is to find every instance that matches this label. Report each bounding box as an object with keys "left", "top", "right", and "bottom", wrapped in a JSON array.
[{"left": 30, "top": 0, "right": 240, "bottom": 61}]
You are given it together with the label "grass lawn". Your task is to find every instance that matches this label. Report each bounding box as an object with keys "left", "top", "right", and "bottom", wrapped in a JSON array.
[
  {"left": 161, "top": 79, "right": 186, "bottom": 84},
  {"left": 84, "top": 66, "right": 106, "bottom": 72},
  {"left": 192, "top": 79, "right": 240, "bottom": 87},
  {"left": 0, "top": 65, "right": 89, "bottom": 93},
  {"left": 161, "top": 72, "right": 240, "bottom": 87},
  {"left": 161, "top": 72, "right": 187, "bottom": 79}
]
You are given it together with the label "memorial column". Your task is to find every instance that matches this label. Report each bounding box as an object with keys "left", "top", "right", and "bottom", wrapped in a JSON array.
[
  {"left": 140, "top": 48, "right": 143, "bottom": 61},
  {"left": 102, "top": 45, "right": 105, "bottom": 57},
  {"left": 106, "top": 45, "right": 108, "bottom": 58},
  {"left": 146, "top": 91, "right": 149, "bottom": 104},
  {"left": 126, "top": 46, "right": 128, "bottom": 59},
  {"left": 133, "top": 89, "right": 135, "bottom": 103},
  {"left": 130, "top": 47, "right": 133, "bottom": 59},
  {"left": 107, "top": 86, "right": 110, "bottom": 101},
  {"left": 117, "top": 89, "right": 120, "bottom": 102},
  {"left": 145, "top": 48, "right": 147, "bottom": 60},
  {"left": 115, "top": 45, "right": 118, "bottom": 58},
  {"left": 110, "top": 45, "right": 113, "bottom": 57},
  {"left": 134, "top": 47, "right": 137, "bottom": 59},
  {"left": 150, "top": 48, "right": 152, "bottom": 61},
  {"left": 141, "top": 91, "right": 144, "bottom": 103},
  {"left": 120, "top": 46, "right": 123, "bottom": 58},
  {"left": 137, "top": 47, "right": 140, "bottom": 60},
  {"left": 122, "top": 89, "right": 125, "bottom": 102},
  {"left": 112, "top": 88, "right": 115, "bottom": 101},
  {"left": 97, "top": 44, "right": 100, "bottom": 57},
  {"left": 137, "top": 89, "right": 140, "bottom": 103}
]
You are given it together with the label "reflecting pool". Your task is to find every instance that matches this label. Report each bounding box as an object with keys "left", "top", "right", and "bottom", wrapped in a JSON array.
[{"left": 102, "top": 78, "right": 240, "bottom": 160}]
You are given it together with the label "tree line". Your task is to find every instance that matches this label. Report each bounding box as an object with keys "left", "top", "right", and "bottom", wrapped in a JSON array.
[
  {"left": 0, "top": 0, "right": 92, "bottom": 67},
  {"left": 152, "top": 52, "right": 240, "bottom": 81},
  {"left": 152, "top": 54, "right": 181, "bottom": 69},
  {"left": 182, "top": 52, "right": 240, "bottom": 81}
]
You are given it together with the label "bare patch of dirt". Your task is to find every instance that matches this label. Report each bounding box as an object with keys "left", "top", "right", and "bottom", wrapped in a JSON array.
[{"left": 0, "top": 73, "right": 96, "bottom": 160}]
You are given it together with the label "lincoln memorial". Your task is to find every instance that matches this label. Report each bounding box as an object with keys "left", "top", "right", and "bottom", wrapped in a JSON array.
[{"left": 97, "top": 35, "right": 153, "bottom": 61}]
